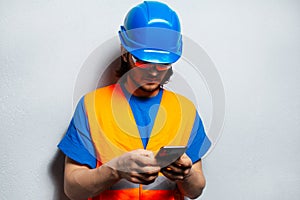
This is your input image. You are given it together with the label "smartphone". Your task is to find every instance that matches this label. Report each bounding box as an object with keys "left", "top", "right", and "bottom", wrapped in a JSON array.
[{"left": 155, "top": 146, "right": 187, "bottom": 167}]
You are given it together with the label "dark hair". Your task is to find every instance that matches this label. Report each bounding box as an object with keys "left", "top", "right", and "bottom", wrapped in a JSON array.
[{"left": 116, "top": 55, "right": 173, "bottom": 85}]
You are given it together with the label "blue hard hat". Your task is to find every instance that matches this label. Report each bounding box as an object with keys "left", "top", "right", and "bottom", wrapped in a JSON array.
[{"left": 118, "top": 1, "right": 182, "bottom": 64}]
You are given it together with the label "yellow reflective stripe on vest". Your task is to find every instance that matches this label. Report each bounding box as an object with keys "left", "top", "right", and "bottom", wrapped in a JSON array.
[{"left": 107, "top": 176, "right": 176, "bottom": 191}]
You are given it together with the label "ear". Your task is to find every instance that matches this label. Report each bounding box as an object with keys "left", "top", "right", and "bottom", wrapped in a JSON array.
[{"left": 121, "top": 45, "right": 128, "bottom": 62}]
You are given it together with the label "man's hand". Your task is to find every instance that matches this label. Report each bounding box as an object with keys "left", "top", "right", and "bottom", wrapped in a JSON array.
[
  {"left": 160, "top": 154, "right": 206, "bottom": 199},
  {"left": 106, "top": 149, "right": 161, "bottom": 185},
  {"left": 160, "top": 153, "right": 192, "bottom": 181}
]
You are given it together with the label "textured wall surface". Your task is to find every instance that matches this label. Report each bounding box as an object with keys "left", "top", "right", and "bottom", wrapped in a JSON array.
[{"left": 0, "top": 0, "right": 299, "bottom": 199}]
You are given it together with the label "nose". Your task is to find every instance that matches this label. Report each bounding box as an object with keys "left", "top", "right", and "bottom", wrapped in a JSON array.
[{"left": 148, "top": 65, "right": 159, "bottom": 76}]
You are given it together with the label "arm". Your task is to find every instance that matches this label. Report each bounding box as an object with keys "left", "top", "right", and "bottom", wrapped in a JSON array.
[
  {"left": 161, "top": 154, "right": 206, "bottom": 199},
  {"left": 64, "top": 156, "right": 119, "bottom": 200},
  {"left": 64, "top": 149, "right": 160, "bottom": 200},
  {"left": 176, "top": 159, "right": 206, "bottom": 198}
]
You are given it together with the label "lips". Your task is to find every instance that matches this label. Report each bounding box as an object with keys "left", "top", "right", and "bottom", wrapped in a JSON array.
[
  {"left": 144, "top": 78, "right": 160, "bottom": 84},
  {"left": 144, "top": 76, "right": 160, "bottom": 82}
]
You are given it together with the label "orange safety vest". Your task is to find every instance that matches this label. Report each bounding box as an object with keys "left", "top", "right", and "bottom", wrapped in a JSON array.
[{"left": 84, "top": 84, "right": 196, "bottom": 200}]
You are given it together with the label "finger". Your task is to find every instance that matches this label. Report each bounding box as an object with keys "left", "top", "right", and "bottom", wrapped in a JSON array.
[
  {"left": 144, "top": 165, "right": 161, "bottom": 171},
  {"left": 131, "top": 172, "right": 158, "bottom": 184},
  {"left": 127, "top": 176, "right": 144, "bottom": 184},
  {"left": 164, "top": 165, "right": 180, "bottom": 174},
  {"left": 165, "top": 167, "right": 185, "bottom": 177},
  {"left": 174, "top": 154, "right": 192, "bottom": 168},
  {"left": 182, "top": 168, "right": 191, "bottom": 176},
  {"left": 162, "top": 164, "right": 185, "bottom": 174},
  {"left": 116, "top": 161, "right": 159, "bottom": 174},
  {"left": 162, "top": 164, "right": 191, "bottom": 178},
  {"left": 173, "top": 163, "right": 191, "bottom": 173},
  {"left": 161, "top": 168, "right": 184, "bottom": 181},
  {"left": 136, "top": 165, "right": 161, "bottom": 174},
  {"left": 135, "top": 155, "right": 159, "bottom": 168},
  {"left": 139, "top": 174, "right": 158, "bottom": 185}
]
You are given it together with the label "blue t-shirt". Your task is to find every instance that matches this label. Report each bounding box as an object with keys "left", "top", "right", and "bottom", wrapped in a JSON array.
[
  {"left": 58, "top": 88, "right": 211, "bottom": 168},
  {"left": 121, "top": 85, "right": 163, "bottom": 148}
]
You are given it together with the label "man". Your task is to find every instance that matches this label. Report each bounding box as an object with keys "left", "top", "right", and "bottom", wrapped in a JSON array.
[{"left": 58, "top": 1, "right": 211, "bottom": 199}]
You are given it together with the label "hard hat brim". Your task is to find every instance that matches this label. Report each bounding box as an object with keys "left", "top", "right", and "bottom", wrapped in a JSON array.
[
  {"left": 130, "top": 49, "right": 181, "bottom": 64},
  {"left": 119, "top": 27, "right": 182, "bottom": 64}
]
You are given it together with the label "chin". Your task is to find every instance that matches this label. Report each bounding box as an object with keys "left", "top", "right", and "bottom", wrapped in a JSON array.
[{"left": 140, "top": 84, "right": 161, "bottom": 92}]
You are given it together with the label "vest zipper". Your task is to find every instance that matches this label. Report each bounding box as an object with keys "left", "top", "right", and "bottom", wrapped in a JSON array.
[{"left": 139, "top": 184, "right": 142, "bottom": 200}]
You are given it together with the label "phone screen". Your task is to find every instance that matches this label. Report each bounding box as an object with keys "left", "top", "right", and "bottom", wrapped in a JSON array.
[{"left": 155, "top": 146, "right": 187, "bottom": 167}]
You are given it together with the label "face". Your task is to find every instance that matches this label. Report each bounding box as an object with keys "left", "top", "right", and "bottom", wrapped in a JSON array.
[{"left": 125, "top": 54, "right": 171, "bottom": 96}]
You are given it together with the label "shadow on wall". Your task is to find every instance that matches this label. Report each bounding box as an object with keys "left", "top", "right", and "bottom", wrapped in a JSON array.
[
  {"left": 48, "top": 58, "right": 121, "bottom": 200},
  {"left": 97, "top": 57, "right": 121, "bottom": 88},
  {"left": 49, "top": 150, "right": 70, "bottom": 200}
]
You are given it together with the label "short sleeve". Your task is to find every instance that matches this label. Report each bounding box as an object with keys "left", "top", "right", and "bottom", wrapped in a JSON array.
[
  {"left": 57, "top": 97, "right": 97, "bottom": 168},
  {"left": 186, "top": 112, "right": 211, "bottom": 163}
]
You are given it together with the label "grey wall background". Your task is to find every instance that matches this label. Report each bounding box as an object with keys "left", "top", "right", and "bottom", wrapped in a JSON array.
[{"left": 1, "top": 0, "right": 299, "bottom": 199}]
